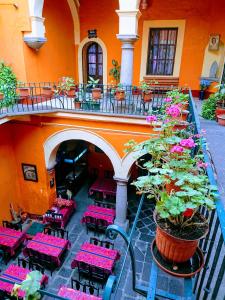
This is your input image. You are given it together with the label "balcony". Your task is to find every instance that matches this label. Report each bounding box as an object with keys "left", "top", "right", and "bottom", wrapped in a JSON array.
[{"left": 0, "top": 83, "right": 186, "bottom": 119}]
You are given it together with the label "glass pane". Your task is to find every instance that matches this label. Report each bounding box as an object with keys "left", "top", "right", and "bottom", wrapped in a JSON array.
[
  {"left": 89, "top": 44, "right": 96, "bottom": 53},
  {"left": 166, "top": 45, "right": 175, "bottom": 59},
  {"left": 165, "top": 60, "right": 173, "bottom": 75},
  {"left": 98, "top": 64, "right": 103, "bottom": 76},
  {"left": 89, "top": 64, "right": 96, "bottom": 75},
  {"left": 98, "top": 54, "right": 103, "bottom": 63},
  {"left": 88, "top": 54, "right": 96, "bottom": 63},
  {"left": 158, "top": 46, "right": 167, "bottom": 59},
  {"left": 159, "top": 30, "right": 168, "bottom": 44},
  {"left": 168, "top": 30, "right": 177, "bottom": 45}
]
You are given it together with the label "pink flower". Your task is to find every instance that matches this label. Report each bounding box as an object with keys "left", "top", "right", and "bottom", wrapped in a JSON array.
[
  {"left": 146, "top": 115, "right": 157, "bottom": 123},
  {"left": 201, "top": 129, "right": 206, "bottom": 135},
  {"left": 197, "top": 161, "right": 209, "bottom": 169},
  {"left": 164, "top": 97, "right": 172, "bottom": 103},
  {"left": 193, "top": 133, "right": 201, "bottom": 138},
  {"left": 170, "top": 145, "right": 184, "bottom": 153},
  {"left": 180, "top": 138, "right": 196, "bottom": 148},
  {"left": 175, "top": 95, "right": 180, "bottom": 99},
  {"left": 166, "top": 105, "right": 181, "bottom": 118}
]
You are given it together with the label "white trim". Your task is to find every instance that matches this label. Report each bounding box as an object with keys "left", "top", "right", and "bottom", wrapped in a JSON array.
[
  {"left": 121, "top": 149, "right": 146, "bottom": 179},
  {"left": 67, "top": 0, "right": 80, "bottom": 45},
  {"left": 78, "top": 37, "right": 107, "bottom": 85},
  {"left": 119, "top": 0, "right": 141, "bottom": 10},
  {"left": 140, "top": 20, "right": 186, "bottom": 81},
  {"left": 43, "top": 129, "right": 122, "bottom": 177}
]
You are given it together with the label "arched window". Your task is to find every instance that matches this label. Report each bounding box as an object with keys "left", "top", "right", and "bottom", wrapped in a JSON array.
[{"left": 87, "top": 42, "right": 103, "bottom": 84}]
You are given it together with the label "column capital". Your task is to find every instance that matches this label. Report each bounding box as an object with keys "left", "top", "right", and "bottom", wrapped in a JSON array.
[
  {"left": 116, "top": 34, "right": 139, "bottom": 44},
  {"left": 113, "top": 176, "right": 129, "bottom": 185}
]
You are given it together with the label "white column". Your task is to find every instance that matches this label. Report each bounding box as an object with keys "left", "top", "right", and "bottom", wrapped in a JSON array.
[
  {"left": 114, "top": 177, "right": 129, "bottom": 231},
  {"left": 117, "top": 35, "right": 138, "bottom": 86},
  {"left": 116, "top": 8, "right": 141, "bottom": 86}
]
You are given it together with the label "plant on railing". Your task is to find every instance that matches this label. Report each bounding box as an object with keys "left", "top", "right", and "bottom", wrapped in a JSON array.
[
  {"left": 55, "top": 77, "right": 76, "bottom": 96},
  {"left": 115, "top": 83, "right": 125, "bottom": 101},
  {"left": 12, "top": 271, "right": 42, "bottom": 300},
  {"left": 125, "top": 92, "right": 217, "bottom": 265},
  {"left": 87, "top": 76, "right": 101, "bottom": 100},
  {"left": 0, "top": 61, "right": 17, "bottom": 107},
  {"left": 109, "top": 59, "right": 120, "bottom": 84},
  {"left": 140, "top": 80, "right": 158, "bottom": 102}
]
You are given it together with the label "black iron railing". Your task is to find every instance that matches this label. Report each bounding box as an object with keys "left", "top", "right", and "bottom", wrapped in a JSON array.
[{"left": 0, "top": 83, "right": 181, "bottom": 117}]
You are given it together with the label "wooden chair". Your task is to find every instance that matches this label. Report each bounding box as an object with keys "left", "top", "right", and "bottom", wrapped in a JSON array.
[
  {"left": 84, "top": 216, "right": 97, "bottom": 235},
  {"left": 17, "top": 257, "right": 45, "bottom": 274},
  {"left": 0, "top": 290, "right": 9, "bottom": 299},
  {"left": 0, "top": 246, "right": 10, "bottom": 264},
  {"left": 28, "top": 249, "right": 55, "bottom": 276},
  {"left": 96, "top": 219, "right": 108, "bottom": 234},
  {"left": 77, "top": 261, "right": 91, "bottom": 282},
  {"left": 84, "top": 283, "right": 100, "bottom": 296},
  {"left": 2, "top": 220, "right": 22, "bottom": 231},
  {"left": 90, "top": 266, "right": 108, "bottom": 288},
  {"left": 43, "top": 226, "right": 69, "bottom": 240},
  {"left": 71, "top": 278, "right": 85, "bottom": 291},
  {"left": 90, "top": 237, "right": 101, "bottom": 246},
  {"left": 101, "top": 240, "right": 114, "bottom": 249}
]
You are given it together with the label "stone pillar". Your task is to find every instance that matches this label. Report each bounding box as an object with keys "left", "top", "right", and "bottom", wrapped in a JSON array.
[
  {"left": 114, "top": 177, "right": 129, "bottom": 231},
  {"left": 116, "top": 9, "right": 141, "bottom": 86}
]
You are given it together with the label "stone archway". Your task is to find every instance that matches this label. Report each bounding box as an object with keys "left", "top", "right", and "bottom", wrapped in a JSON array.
[{"left": 44, "top": 129, "right": 122, "bottom": 177}]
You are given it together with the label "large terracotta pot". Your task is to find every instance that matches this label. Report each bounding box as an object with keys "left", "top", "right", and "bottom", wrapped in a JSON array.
[
  {"left": 115, "top": 90, "right": 125, "bottom": 101},
  {"left": 154, "top": 213, "right": 208, "bottom": 263},
  {"left": 181, "top": 102, "right": 189, "bottom": 110},
  {"left": 74, "top": 102, "right": 81, "bottom": 109},
  {"left": 0, "top": 93, "right": 4, "bottom": 100},
  {"left": 66, "top": 87, "right": 76, "bottom": 97},
  {"left": 42, "top": 87, "right": 53, "bottom": 97},
  {"left": 92, "top": 88, "right": 101, "bottom": 100},
  {"left": 217, "top": 114, "right": 225, "bottom": 126},
  {"left": 216, "top": 107, "right": 225, "bottom": 119},
  {"left": 142, "top": 90, "right": 152, "bottom": 102},
  {"left": 17, "top": 88, "right": 29, "bottom": 98}
]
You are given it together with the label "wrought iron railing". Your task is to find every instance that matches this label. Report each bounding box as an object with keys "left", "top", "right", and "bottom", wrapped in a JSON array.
[{"left": 0, "top": 83, "right": 181, "bottom": 117}]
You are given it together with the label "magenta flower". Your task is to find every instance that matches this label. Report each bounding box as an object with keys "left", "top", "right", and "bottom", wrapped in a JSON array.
[
  {"left": 146, "top": 115, "right": 157, "bottom": 123},
  {"left": 170, "top": 145, "right": 184, "bottom": 153},
  {"left": 166, "top": 105, "right": 181, "bottom": 118},
  {"left": 164, "top": 97, "right": 172, "bottom": 103},
  {"left": 180, "top": 138, "right": 196, "bottom": 148},
  {"left": 197, "top": 161, "right": 209, "bottom": 169}
]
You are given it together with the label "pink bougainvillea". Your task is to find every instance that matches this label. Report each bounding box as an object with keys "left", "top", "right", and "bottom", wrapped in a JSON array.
[
  {"left": 166, "top": 104, "right": 181, "bottom": 118},
  {"left": 170, "top": 145, "right": 184, "bottom": 153},
  {"left": 146, "top": 115, "right": 157, "bottom": 123},
  {"left": 164, "top": 97, "right": 172, "bottom": 103},
  {"left": 197, "top": 161, "right": 209, "bottom": 169},
  {"left": 180, "top": 138, "right": 196, "bottom": 148}
]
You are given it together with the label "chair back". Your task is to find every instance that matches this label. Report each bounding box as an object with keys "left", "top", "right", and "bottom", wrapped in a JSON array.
[
  {"left": 84, "top": 283, "right": 100, "bottom": 296},
  {"left": 90, "top": 266, "right": 107, "bottom": 282},
  {"left": 85, "top": 216, "right": 96, "bottom": 225},
  {"left": 101, "top": 240, "right": 114, "bottom": 249},
  {"left": 96, "top": 219, "right": 108, "bottom": 228},
  {"left": 71, "top": 278, "right": 84, "bottom": 291},
  {"left": 18, "top": 257, "right": 29, "bottom": 268},
  {"left": 2, "top": 220, "right": 22, "bottom": 231},
  {"left": 44, "top": 227, "right": 68, "bottom": 240},
  {"left": 90, "top": 237, "right": 101, "bottom": 246}
]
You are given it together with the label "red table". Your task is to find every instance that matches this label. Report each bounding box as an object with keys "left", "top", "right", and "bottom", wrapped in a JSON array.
[
  {"left": 58, "top": 286, "right": 102, "bottom": 300},
  {"left": 82, "top": 205, "right": 115, "bottom": 226},
  {"left": 89, "top": 178, "right": 117, "bottom": 199},
  {"left": 0, "top": 226, "right": 26, "bottom": 256},
  {"left": 23, "top": 232, "right": 70, "bottom": 266},
  {"left": 0, "top": 264, "right": 48, "bottom": 298},
  {"left": 71, "top": 242, "right": 120, "bottom": 274},
  {"left": 43, "top": 199, "right": 76, "bottom": 228}
]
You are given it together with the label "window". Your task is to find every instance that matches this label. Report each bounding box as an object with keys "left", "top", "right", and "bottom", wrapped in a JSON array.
[{"left": 147, "top": 28, "right": 178, "bottom": 76}]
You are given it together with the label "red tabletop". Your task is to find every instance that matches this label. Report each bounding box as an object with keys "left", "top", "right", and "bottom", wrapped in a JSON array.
[
  {"left": 0, "top": 264, "right": 48, "bottom": 298},
  {"left": 0, "top": 226, "right": 25, "bottom": 256},
  {"left": 71, "top": 242, "right": 120, "bottom": 273},
  {"left": 89, "top": 178, "right": 116, "bottom": 198},
  {"left": 23, "top": 233, "right": 70, "bottom": 266},
  {"left": 87, "top": 205, "right": 115, "bottom": 217},
  {"left": 82, "top": 211, "right": 114, "bottom": 225},
  {"left": 58, "top": 286, "right": 102, "bottom": 300}
]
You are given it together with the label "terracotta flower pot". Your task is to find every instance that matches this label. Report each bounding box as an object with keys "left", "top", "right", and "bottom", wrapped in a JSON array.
[
  {"left": 42, "top": 87, "right": 53, "bottom": 97},
  {"left": 17, "top": 88, "right": 29, "bottom": 98},
  {"left": 154, "top": 213, "right": 208, "bottom": 263},
  {"left": 181, "top": 102, "right": 189, "bottom": 110},
  {"left": 217, "top": 114, "right": 225, "bottom": 126},
  {"left": 67, "top": 87, "right": 76, "bottom": 97},
  {"left": 92, "top": 88, "right": 101, "bottom": 100},
  {"left": 74, "top": 102, "right": 81, "bottom": 109},
  {"left": 142, "top": 91, "right": 152, "bottom": 102},
  {"left": 115, "top": 90, "right": 125, "bottom": 101},
  {"left": 0, "top": 93, "right": 4, "bottom": 100},
  {"left": 216, "top": 108, "right": 225, "bottom": 119}
]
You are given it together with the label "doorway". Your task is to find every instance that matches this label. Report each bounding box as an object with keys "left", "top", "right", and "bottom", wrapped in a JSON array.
[{"left": 83, "top": 42, "right": 103, "bottom": 84}]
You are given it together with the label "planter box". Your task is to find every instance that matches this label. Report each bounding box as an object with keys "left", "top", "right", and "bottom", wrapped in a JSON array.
[
  {"left": 81, "top": 101, "right": 100, "bottom": 111},
  {"left": 218, "top": 114, "right": 225, "bottom": 126}
]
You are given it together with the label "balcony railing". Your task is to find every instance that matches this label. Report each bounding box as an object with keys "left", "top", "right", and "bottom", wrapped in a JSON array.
[{"left": 0, "top": 83, "right": 185, "bottom": 117}]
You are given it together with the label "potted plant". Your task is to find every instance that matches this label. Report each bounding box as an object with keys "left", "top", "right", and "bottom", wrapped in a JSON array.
[
  {"left": 166, "top": 89, "right": 189, "bottom": 110},
  {"left": 126, "top": 97, "right": 216, "bottom": 266},
  {"left": 74, "top": 97, "right": 81, "bottom": 109},
  {"left": 12, "top": 270, "right": 42, "bottom": 300},
  {"left": 56, "top": 77, "right": 76, "bottom": 97},
  {"left": 17, "top": 82, "right": 30, "bottom": 98},
  {"left": 87, "top": 76, "right": 101, "bottom": 100},
  {"left": 115, "top": 83, "right": 125, "bottom": 101},
  {"left": 109, "top": 59, "right": 120, "bottom": 85},
  {"left": 199, "top": 79, "right": 211, "bottom": 100},
  {"left": 0, "top": 92, "right": 4, "bottom": 100},
  {"left": 132, "top": 86, "right": 142, "bottom": 96},
  {"left": 140, "top": 81, "right": 153, "bottom": 102},
  {"left": 42, "top": 86, "right": 53, "bottom": 97}
]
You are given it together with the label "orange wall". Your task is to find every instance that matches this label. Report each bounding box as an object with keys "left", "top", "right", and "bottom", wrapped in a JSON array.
[
  {"left": 0, "top": 124, "right": 21, "bottom": 222},
  {"left": 23, "top": 0, "right": 76, "bottom": 82},
  {"left": 0, "top": 114, "right": 152, "bottom": 216}
]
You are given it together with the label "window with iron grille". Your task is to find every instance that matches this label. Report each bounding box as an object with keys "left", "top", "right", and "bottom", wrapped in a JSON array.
[{"left": 147, "top": 28, "right": 178, "bottom": 76}]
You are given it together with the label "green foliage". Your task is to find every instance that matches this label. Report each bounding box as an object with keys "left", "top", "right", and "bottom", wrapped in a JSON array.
[
  {"left": 12, "top": 271, "right": 42, "bottom": 300},
  {"left": 87, "top": 76, "right": 100, "bottom": 88},
  {"left": 109, "top": 59, "right": 120, "bottom": 84},
  {"left": 0, "top": 62, "right": 17, "bottom": 108},
  {"left": 201, "top": 94, "right": 217, "bottom": 120},
  {"left": 55, "top": 77, "right": 75, "bottom": 95}
]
